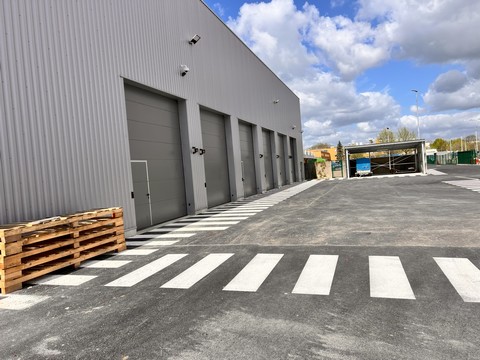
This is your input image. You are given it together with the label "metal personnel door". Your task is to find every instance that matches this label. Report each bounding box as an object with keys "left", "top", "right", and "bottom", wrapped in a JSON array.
[
  {"left": 262, "top": 129, "right": 274, "bottom": 190},
  {"left": 130, "top": 161, "right": 152, "bottom": 230},
  {"left": 239, "top": 122, "right": 257, "bottom": 197},
  {"left": 201, "top": 109, "right": 231, "bottom": 207}
]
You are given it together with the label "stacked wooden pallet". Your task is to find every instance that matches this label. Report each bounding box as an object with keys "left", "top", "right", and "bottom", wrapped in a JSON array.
[{"left": 0, "top": 207, "right": 126, "bottom": 294}]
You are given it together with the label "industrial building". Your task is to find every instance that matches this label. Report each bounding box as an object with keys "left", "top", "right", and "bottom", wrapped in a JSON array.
[{"left": 0, "top": 0, "right": 303, "bottom": 235}]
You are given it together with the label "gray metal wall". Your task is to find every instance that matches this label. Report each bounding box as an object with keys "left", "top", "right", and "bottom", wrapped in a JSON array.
[{"left": 0, "top": 0, "right": 303, "bottom": 232}]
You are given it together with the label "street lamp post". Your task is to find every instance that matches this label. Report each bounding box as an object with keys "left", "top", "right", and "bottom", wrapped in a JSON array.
[
  {"left": 387, "top": 127, "right": 391, "bottom": 170},
  {"left": 411, "top": 89, "right": 420, "bottom": 139}
]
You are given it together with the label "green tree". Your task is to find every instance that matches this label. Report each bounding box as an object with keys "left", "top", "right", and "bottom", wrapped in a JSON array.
[
  {"left": 397, "top": 127, "right": 416, "bottom": 142},
  {"left": 309, "top": 142, "right": 331, "bottom": 150},
  {"left": 336, "top": 141, "right": 344, "bottom": 161},
  {"left": 465, "top": 135, "right": 476, "bottom": 150},
  {"left": 377, "top": 128, "right": 395, "bottom": 143},
  {"left": 431, "top": 138, "right": 449, "bottom": 151}
]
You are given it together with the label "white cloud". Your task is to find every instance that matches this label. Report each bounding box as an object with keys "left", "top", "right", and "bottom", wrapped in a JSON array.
[
  {"left": 213, "top": 3, "right": 225, "bottom": 17},
  {"left": 424, "top": 70, "right": 480, "bottom": 112},
  {"left": 398, "top": 111, "right": 480, "bottom": 140},
  {"left": 308, "top": 15, "right": 390, "bottom": 80},
  {"left": 225, "top": 0, "right": 480, "bottom": 147},
  {"left": 356, "top": 0, "right": 480, "bottom": 63}
]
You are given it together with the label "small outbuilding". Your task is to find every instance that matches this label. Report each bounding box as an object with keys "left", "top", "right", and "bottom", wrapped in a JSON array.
[{"left": 344, "top": 140, "right": 427, "bottom": 179}]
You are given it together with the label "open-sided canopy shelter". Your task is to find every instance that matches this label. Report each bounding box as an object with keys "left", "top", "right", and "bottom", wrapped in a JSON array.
[{"left": 344, "top": 140, "right": 427, "bottom": 178}]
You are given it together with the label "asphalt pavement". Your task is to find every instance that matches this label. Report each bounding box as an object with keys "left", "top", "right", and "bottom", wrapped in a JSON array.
[{"left": 1, "top": 165, "right": 480, "bottom": 360}]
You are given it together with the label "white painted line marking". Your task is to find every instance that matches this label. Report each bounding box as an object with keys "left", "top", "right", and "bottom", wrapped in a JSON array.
[
  {"left": 0, "top": 294, "right": 50, "bottom": 310},
  {"left": 130, "top": 235, "right": 157, "bottom": 239},
  {"left": 292, "top": 255, "right": 338, "bottom": 295},
  {"left": 105, "top": 254, "right": 188, "bottom": 287},
  {"left": 212, "top": 213, "right": 257, "bottom": 217},
  {"left": 116, "top": 248, "right": 159, "bottom": 256},
  {"left": 237, "top": 206, "right": 271, "bottom": 209},
  {"left": 173, "top": 227, "right": 229, "bottom": 231},
  {"left": 126, "top": 241, "right": 144, "bottom": 246},
  {"left": 185, "top": 221, "right": 239, "bottom": 226},
  {"left": 369, "top": 256, "right": 415, "bottom": 299},
  {"left": 30, "top": 274, "right": 97, "bottom": 286},
  {"left": 142, "top": 228, "right": 180, "bottom": 233},
  {"left": 434, "top": 257, "right": 480, "bottom": 302},
  {"left": 223, "top": 253, "right": 284, "bottom": 292},
  {"left": 144, "top": 240, "right": 179, "bottom": 246},
  {"left": 81, "top": 260, "right": 131, "bottom": 268},
  {"left": 195, "top": 217, "right": 248, "bottom": 221},
  {"left": 154, "top": 233, "right": 196, "bottom": 238},
  {"left": 161, "top": 253, "right": 234, "bottom": 289}
]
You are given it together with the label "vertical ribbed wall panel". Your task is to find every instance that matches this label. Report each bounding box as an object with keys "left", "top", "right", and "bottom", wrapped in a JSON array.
[{"left": 0, "top": 0, "right": 302, "bottom": 230}]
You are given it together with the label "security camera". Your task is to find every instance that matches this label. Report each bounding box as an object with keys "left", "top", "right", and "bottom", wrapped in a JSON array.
[{"left": 180, "top": 64, "right": 190, "bottom": 76}]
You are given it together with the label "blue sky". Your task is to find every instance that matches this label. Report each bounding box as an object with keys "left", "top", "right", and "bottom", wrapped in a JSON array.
[{"left": 203, "top": 0, "right": 480, "bottom": 148}]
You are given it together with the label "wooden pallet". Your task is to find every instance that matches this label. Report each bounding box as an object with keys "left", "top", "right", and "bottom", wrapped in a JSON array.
[{"left": 0, "top": 207, "right": 126, "bottom": 294}]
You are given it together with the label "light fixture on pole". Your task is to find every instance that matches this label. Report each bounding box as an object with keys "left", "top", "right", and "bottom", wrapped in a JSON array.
[{"left": 411, "top": 89, "right": 420, "bottom": 139}]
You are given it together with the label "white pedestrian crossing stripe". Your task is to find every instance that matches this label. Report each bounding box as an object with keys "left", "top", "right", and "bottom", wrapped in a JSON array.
[
  {"left": 81, "top": 260, "right": 131, "bottom": 269},
  {"left": 0, "top": 294, "right": 49, "bottom": 310},
  {"left": 144, "top": 240, "right": 179, "bottom": 246},
  {"left": 369, "top": 256, "right": 415, "bottom": 300},
  {"left": 444, "top": 179, "right": 480, "bottom": 195},
  {"left": 117, "top": 248, "right": 159, "bottom": 256},
  {"left": 105, "top": 254, "right": 188, "bottom": 287},
  {"left": 153, "top": 233, "right": 196, "bottom": 238},
  {"left": 161, "top": 253, "right": 234, "bottom": 289},
  {"left": 30, "top": 274, "right": 97, "bottom": 286},
  {"left": 292, "top": 255, "right": 338, "bottom": 295},
  {"left": 223, "top": 253, "right": 284, "bottom": 292},
  {"left": 434, "top": 257, "right": 480, "bottom": 302}
]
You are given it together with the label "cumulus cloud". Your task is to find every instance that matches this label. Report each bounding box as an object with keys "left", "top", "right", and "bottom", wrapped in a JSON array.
[
  {"left": 356, "top": 0, "right": 480, "bottom": 63},
  {"left": 213, "top": 3, "right": 225, "bottom": 17},
  {"left": 224, "top": 0, "right": 480, "bottom": 146},
  {"left": 424, "top": 70, "right": 480, "bottom": 111},
  {"left": 398, "top": 111, "right": 480, "bottom": 140}
]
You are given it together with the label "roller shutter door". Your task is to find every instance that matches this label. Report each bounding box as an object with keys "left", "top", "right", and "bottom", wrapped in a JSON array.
[
  {"left": 239, "top": 122, "right": 257, "bottom": 197},
  {"left": 262, "top": 129, "right": 274, "bottom": 190},
  {"left": 125, "top": 84, "right": 187, "bottom": 230},
  {"left": 201, "top": 109, "right": 231, "bottom": 207},
  {"left": 289, "top": 137, "right": 298, "bottom": 182},
  {"left": 278, "top": 134, "right": 287, "bottom": 186}
]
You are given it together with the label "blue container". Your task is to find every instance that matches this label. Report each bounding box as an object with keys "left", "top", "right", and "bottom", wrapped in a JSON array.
[{"left": 356, "top": 158, "right": 371, "bottom": 176}]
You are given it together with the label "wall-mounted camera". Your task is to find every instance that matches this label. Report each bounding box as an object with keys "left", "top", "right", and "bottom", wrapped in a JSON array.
[{"left": 180, "top": 64, "right": 190, "bottom": 77}]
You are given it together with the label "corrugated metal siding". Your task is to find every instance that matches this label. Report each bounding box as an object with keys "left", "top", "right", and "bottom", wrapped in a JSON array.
[{"left": 0, "top": 0, "right": 302, "bottom": 230}]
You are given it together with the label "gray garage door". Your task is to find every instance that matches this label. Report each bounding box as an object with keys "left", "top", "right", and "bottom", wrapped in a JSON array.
[
  {"left": 278, "top": 134, "right": 287, "bottom": 186},
  {"left": 262, "top": 129, "right": 274, "bottom": 190},
  {"left": 239, "top": 121, "right": 257, "bottom": 197},
  {"left": 201, "top": 109, "right": 231, "bottom": 207},
  {"left": 125, "top": 84, "right": 187, "bottom": 230},
  {"left": 289, "top": 137, "right": 297, "bottom": 182}
]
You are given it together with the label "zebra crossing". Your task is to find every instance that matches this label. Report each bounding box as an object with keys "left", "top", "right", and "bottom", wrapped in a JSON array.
[
  {"left": 3, "top": 252, "right": 480, "bottom": 311},
  {"left": 444, "top": 179, "right": 480, "bottom": 194}
]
